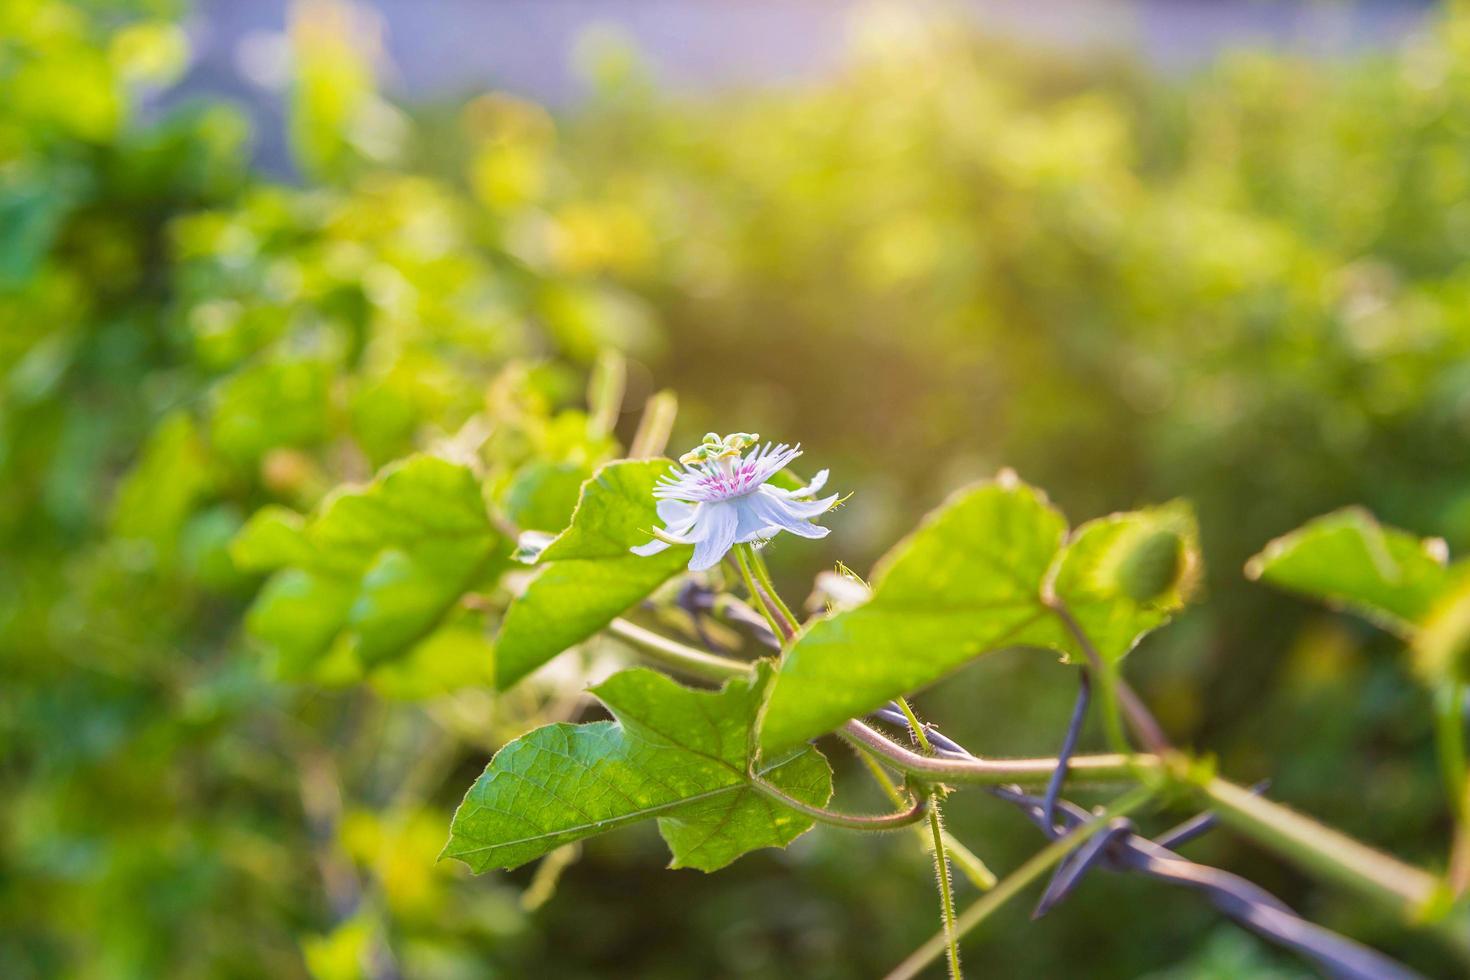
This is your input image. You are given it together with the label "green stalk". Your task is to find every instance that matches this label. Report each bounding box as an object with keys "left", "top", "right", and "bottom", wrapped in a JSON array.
[
  {"left": 1197, "top": 776, "right": 1441, "bottom": 917},
  {"left": 732, "top": 545, "right": 792, "bottom": 640},
  {"left": 750, "top": 776, "right": 929, "bottom": 831},
  {"left": 885, "top": 786, "right": 1156, "bottom": 980},
  {"left": 897, "top": 695, "right": 961, "bottom": 977},
  {"left": 604, "top": 621, "right": 1449, "bottom": 927},
  {"left": 745, "top": 545, "right": 802, "bottom": 635},
  {"left": 928, "top": 799, "right": 962, "bottom": 980},
  {"left": 852, "top": 746, "right": 997, "bottom": 890},
  {"left": 1096, "top": 662, "right": 1133, "bottom": 760},
  {"left": 606, "top": 619, "right": 748, "bottom": 682},
  {"left": 586, "top": 350, "right": 626, "bottom": 440},
  {"left": 841, "top": 720, "right": 1150, "bottom": 786},
  {"left": 895, "top": 696, "right": 934, "bottom": 754}
]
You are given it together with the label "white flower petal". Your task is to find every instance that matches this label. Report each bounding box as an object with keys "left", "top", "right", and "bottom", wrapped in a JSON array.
[
  {"left": 758, "top": 485, "right": 838, "bottom": 518},
  {"left": 630, "top": 539, "right": 673, "bottom": 556},
  {"left": 747, "top": 493, "right": 831, "bottom": 540},
  {"left": 656, "top": 498, "right": 698, "bottom": 534},
  {"left": 796, "top": 468, "right": 829, "bottom": 497},
  {"left": 689, "top": 501, "right": 739, "bottom": 571},
  {"left": 731, "top": 496, "right": 771, "bottom": 541}
]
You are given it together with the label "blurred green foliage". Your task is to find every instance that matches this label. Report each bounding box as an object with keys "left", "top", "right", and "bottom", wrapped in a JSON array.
[{"left": 4, "top": 0, "right": 1470, "bottom": 976}]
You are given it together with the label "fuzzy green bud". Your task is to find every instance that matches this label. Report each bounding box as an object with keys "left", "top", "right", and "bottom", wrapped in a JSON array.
[{"left": 1115, "top": 528, "right": 1185, "bottom": 603}]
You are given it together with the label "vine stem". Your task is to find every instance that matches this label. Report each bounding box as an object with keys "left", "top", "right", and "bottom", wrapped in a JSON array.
[
  {"left": 733, "top": 544, "right": 795, "bottom": 640},
  {"left": 606, "top": 618, "right": 748, "bottom": 682},
  {"left": 841, "top": 720, "right": 1149, "bottom": 786},
  {"left": 1439, "top": 681, "right": 1468, "bottom": 814},
  {"left": 1048, "top": 600, "right": 1171, "bottom": 756},
  {"left": 745, "top": 545, "right": 802, "bottom": 636},
  {"left": 1196, "top": 776, "right": 1442, "bottom": 915},
  {"left": 895, "top": 697, "right": 934, "bottom": 754},
  {"left": 750, "top": 776, "right": 929, "bottom": 830},
  {"left": 603, "top": 619, "right": 1450, "bottom": 928},
  {"left": 1451, "top": 779, "right": 1470, "bottom": 897},
  {"left": 884, "top": 785, "right": 1157, "bottom": 980},
  {"left": 929, "top": 800, "right": 962, "bottom": 980},
  {"left": 898, "top": 695, "right": 962, "bottom": 979},
  {"left": 852, "top": 746, "right": 997, "bottom": 889}
]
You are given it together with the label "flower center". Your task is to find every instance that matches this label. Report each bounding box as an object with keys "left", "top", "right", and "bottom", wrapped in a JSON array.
[{"left": 696, "top": 459, "right": 761, "bottom": 501}]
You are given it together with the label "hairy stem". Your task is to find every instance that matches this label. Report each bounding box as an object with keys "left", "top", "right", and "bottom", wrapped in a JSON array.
[
  {"left": 1094, "top": 663, "right": 1132, "bottom": 761},
  {"left": 745, "top": 545, "right": 802, "bottom": 635},
  {"left": 604, "top": 620, "right": 1450, "bottom": 927},
  {"left": 842, "top": 719, "right": 1151, "bottom": 786},
  {"left": 884, "top": 786, "right": 1157, "bottom": 980},
  {"left": 895, "top": 696, "right": 934, "bottom": 754},
  {"left": 928, "top": 799, "right": 963, "bottom": 980},
  {"left": 750, "top": 776, "right": 929, "bottom": 830},
  {"left": 733, "top": 545, "right": 794, "bottom": 640},
  {"left": 897, "top": 695, "right": 961, "bottom": 977},
  {"left": 853, "top": 746, "right": 997, "bottom": 889}
]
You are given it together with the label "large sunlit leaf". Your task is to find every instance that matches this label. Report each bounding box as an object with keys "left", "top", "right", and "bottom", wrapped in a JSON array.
[
  {"left": 494, "top": 459, "right": 690, "bottom": 689},
  {"left": 1246, "top": 507, "right": 1453, "bottom": 637},
  {"left": 239, "top": 455, "right": 505, "bottom": 680},
  {"left": 443, "top": 665, "right": 830, "bottom": 873},
  {"left": 760, "top": 475, "right": 1070, "bottom": 752},
  {"left": 759, "top": 475, "right": 1200, "bottom": 753}
]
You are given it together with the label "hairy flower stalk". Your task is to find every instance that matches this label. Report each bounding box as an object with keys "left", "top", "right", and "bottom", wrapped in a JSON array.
[{"left": 631, "top": 432, "right": 840, "bottom": 571}]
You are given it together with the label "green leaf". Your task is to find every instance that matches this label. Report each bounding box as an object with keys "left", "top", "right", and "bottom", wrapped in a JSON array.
[
  {"left": 443, "top": 665, "right": 831, "bottom": 873},
  {"left": 245, "top": 568, "right": 357, "bottom": 678},
  {"left": 1246, "top": 507, "right": 1453, "bottom": 636},
  {"left": 230, "top": 505, "right": 309, "bottom": 572},
  {"left": 760, "top": 475, "right": 1072, "bottom": 753},
  {"left": 208, "top": 356, "right": 332, "bottom": 466},
  {"left": 539, "top": 459, "right": 676, "bottom": 562},
  {"left": 500, "top": 461, "right": 590, "bottom": 534},
  {"left": 759, "top": 476, "right": 1200, "bottom": 753},
  {"left": 110, "top": 412, "right": 216, "bottom": 566},
  {"left": 241, "top": 455, "right": 505, "bottom": 678},
  {"left": 494, "top": 459, "right": 690, "bottom": 689},
  {"left": 369, "top": 609, "right": 496, "bottom": 700}
]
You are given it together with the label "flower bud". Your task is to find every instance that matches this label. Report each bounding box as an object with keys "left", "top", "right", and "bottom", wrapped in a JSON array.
[{"left": 1114, "top": 527, "right": 1185, "bottom": 603}]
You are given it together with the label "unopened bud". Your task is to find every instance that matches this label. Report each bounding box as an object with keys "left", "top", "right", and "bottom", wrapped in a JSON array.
[{"left": 1115, "top": 528, "right": 1185, "bottom": 603}]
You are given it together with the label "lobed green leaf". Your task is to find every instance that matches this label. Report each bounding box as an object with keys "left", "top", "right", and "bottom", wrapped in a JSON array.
[
  {"left": 240, "top": 455, "right": 505, "bottom": 680},
  {"left": 444, "top": 665, "right": 831, "bottom": 873},
  {"left": 494, "top": 459, "right": 691, "bottom": 689}
]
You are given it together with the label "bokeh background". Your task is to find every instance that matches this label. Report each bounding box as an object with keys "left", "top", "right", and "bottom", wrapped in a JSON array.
[{"left": 5, "top": 0, "right": 1470, "bottom": 976}]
